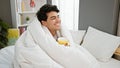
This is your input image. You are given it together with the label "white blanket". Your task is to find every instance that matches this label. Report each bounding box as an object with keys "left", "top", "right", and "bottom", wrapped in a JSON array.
[{"left": 14, "top": 18, "right": 100, "bottom": 68}]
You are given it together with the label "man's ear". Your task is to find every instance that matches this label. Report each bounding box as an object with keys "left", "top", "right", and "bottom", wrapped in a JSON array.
[{"left": 41, "top": 21, "right": 47, "bottom": 26}]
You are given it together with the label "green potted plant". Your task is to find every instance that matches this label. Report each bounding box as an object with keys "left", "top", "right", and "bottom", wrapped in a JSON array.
[
  {"left": 26, "top": 16, "right": 30, "bottom": 24},
  {"left": 0, "top": 18, "right": 9, "bottom": 49}
]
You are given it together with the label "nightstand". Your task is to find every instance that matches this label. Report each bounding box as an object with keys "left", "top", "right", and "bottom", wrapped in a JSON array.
[{"left": 113, "top": 47, "right": 120, "bottom": 60}]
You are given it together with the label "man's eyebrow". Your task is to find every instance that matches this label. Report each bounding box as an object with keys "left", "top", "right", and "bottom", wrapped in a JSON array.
[
  {"left": 50, "top": 16, "right": 56, "bottom": 19},
  {"left": 50, "top": 15, "right": 59, "bottom": 18}
]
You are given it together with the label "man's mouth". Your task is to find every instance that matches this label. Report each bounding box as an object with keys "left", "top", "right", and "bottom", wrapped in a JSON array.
[{"left": 55, "top": 23, "right": 60, "bottom": 26}]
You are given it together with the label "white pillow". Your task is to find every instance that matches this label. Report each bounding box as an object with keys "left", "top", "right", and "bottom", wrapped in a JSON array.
[
  {"left": 81, "top": 26, "right": 120, "bottom": 62},
  {"left": 70, "top": 30, "right": 86, "bottom": 45}
]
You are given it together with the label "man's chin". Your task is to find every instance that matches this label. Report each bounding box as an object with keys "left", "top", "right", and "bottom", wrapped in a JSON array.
[{"left": 56, "top": 27, "right": 61, "bottom": 30}]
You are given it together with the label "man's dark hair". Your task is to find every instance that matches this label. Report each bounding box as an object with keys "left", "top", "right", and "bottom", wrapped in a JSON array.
[{"left": 36, "top": 4, "right": 59, "bottom": 23}]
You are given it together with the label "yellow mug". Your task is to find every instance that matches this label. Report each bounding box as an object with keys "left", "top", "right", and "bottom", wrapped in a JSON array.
[{"left": 57, "top": 37, "right": 69, "bottom": 46}]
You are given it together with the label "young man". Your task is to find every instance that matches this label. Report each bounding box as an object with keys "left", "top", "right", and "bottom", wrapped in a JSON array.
[
  {"left": 36, "top": 4, "right": 61, "bottom": 40},
  {"left": 36, "top": 4, "right": 69, "bottom": 45}
]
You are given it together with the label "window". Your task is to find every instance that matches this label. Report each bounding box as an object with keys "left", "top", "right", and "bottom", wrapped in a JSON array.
[{"left": 52, "top": 0, "right": 79, "bottom": 30}]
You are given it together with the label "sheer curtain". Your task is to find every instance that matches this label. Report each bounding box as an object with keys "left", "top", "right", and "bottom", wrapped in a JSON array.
[{"left": 52, "top": 0, "right": 79, "bottom": 30}]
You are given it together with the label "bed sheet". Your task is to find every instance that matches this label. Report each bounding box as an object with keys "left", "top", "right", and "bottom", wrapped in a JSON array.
[{"left": 0, "top": 46, "right": 120, "bottom": 68}]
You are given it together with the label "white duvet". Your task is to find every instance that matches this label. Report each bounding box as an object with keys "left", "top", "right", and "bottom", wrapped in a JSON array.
[{"left": 14, "top": 18, "right": 100, "bottom": 68}]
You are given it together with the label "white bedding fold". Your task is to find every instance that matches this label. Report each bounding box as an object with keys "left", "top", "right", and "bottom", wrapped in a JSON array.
[{"left": 14, "top": 18, "right": 100, "bottom": 68}]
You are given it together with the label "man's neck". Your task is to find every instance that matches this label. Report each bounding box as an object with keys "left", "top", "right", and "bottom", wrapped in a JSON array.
[{"left": 49, "top": 29, "right": 57, "bottom": 36}]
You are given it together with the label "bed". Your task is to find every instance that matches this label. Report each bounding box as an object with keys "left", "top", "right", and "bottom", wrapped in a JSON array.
[
  {"left": 0, "top": 26, "right": 120, "bottom": 68},
  {"left": 99, "top": 58, "right": 120, "bottom": 68},
  {"left": 0, "top": 45, "right": 120, "bottom": 68}
]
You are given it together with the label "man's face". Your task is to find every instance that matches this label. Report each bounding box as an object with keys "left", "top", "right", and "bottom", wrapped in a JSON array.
[{"left": 42, "top": 11, "right": 61, "bottom": 31}]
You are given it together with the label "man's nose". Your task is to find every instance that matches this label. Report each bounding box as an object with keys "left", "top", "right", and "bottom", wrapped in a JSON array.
[{"left": 56, "top": 17, "right": 61, "bottom": 22}]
